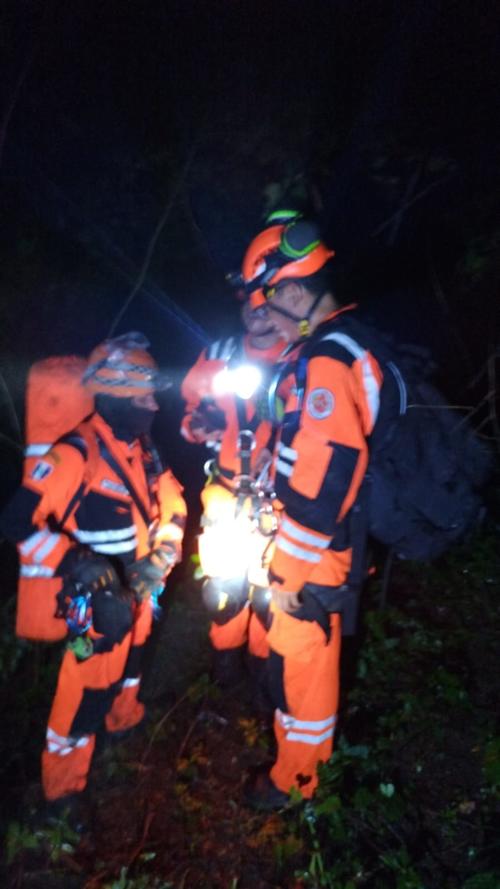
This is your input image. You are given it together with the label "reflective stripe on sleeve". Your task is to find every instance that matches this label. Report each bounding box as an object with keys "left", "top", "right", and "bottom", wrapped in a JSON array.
[
  {"left": 322, "top": 331, "right": 380, "bottom": 424},
  {"left": 281, "top": 518, "right": 330, "bottom": 549},
  {"left": 20, "top": 529, "right": 50, "bottom": 556},
  {"left": 91, "top": 538, "right": 138, "bottom": 555},
  {"left": 20, "top": 564, "right": 55, "bottom": 578},
  {"left": 277, "top": 442, "right": 298, "bottom": 462},
  {"left": 24, "top": 444, "right": 52, "bottom": 457},
  {"left": 74, "top": 525, "right": 137, "bottom": 544},
  {"left": 276, "top": 459, "right": 293, "bottom": 478},
  {"left": 33, "top": 532, "right": 61, "bottom": 563},
  {"left": 274, "top": 535, "right": 322, "bottom": 563}
]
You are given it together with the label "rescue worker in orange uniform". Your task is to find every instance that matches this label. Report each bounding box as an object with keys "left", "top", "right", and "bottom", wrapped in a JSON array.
[
  {"left": 181, "top": 296, "right": 284, "bottom": 690},
  {"left": 240, "top": 219, "right": 383, "bottom": 809},
  {"left": 0, "top": 333, "right": 186, "bottom": 821}
]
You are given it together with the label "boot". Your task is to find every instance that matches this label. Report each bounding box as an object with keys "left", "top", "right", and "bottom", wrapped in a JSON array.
[{"left": 243, "top": 767, "right": 291, "bottom": 811}]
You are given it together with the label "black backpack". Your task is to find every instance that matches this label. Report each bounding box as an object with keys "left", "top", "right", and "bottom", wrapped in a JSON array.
[{"left": 297, "top": 314, "right": 492, "bottom": 562}]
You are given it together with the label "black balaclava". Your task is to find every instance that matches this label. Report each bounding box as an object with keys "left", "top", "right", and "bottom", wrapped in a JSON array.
[{"left": 95, "top": 394, "right": 155, "bottom": 443}]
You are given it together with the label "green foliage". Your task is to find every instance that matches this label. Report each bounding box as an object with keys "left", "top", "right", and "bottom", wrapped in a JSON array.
[
  {"left": 285, "top": 533, "right": 500, "bottom": 889},
  {"left": 6, "top": 816, "right": 80, "bottom": 866},
  {"left": 5, "top": 821, "right": 41, "bottom": 865},
  {"left": 103, "top": 866, "right": 173, "bottom": 889}
]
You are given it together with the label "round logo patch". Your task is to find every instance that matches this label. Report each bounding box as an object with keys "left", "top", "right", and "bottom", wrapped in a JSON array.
[{"left": 306, "top": 387, "right": 335, "bottom": 419}]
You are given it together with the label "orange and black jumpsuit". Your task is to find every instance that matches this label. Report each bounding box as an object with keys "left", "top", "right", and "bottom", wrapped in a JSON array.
[
  {"left": 266, "top": 307, "right": 383, "bottom": 798},
  {"left": 181, "top": 334, "right": 284, "bottom": 659},
  {"left": 1, "top": 412, "right": 186, "bottom": 801}
]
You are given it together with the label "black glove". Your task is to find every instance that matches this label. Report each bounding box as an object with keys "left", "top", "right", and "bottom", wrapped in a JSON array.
[
  {"left": 125, "top": 543, "right": 177, "bottom": 600},
  {"left": 56, "top": 547, "right": 122, "bottom": 597},
  {"left": 190, "top": 399, "right": 227, "bottom": 435},
  {"left": 56, "top": 547, "right": 134, "bottom": 643}
]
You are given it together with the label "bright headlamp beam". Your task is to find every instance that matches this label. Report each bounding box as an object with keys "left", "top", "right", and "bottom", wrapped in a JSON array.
[{"left": 213, "top": 364, "right": 262, "bottom": 400}]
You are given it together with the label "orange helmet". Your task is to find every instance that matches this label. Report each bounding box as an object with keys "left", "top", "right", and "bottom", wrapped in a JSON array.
[
  {"left": 83, "top": 332, "right": 169, "bottom": 398},
  {"left": 242, "top": 219, "right": 335, "bottom": 309}
]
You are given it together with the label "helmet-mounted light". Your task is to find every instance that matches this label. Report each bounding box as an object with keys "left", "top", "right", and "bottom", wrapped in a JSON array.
[{"left": 212, "top": 363, "right": 263, "bottom": 400}]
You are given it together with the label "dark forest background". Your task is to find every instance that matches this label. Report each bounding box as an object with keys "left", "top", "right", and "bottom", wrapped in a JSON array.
[
  {"left": 1, "top": 4, "right": 500, "bottom": 887},
  {"left": 1, "top": 0, "right": 499, "bottom": 500}
]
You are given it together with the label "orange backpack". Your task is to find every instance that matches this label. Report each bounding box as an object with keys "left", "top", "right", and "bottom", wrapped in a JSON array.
[{"left": 17, "top": 357, "right": 95, "bottom": 640}]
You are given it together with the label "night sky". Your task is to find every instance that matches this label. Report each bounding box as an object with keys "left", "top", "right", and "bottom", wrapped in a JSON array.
[{"left": 1, "top": 0, "right": 499, "bottom": 473}]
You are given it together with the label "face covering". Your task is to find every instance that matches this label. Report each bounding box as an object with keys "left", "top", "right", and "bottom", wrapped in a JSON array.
[{"left": 95, "top": 395, "right": 155, "bottom": 443}]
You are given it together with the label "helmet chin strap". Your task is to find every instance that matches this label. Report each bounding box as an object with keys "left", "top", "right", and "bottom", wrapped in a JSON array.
[{"left": 267, "top": 291, "right": 324, "bottom": 338}]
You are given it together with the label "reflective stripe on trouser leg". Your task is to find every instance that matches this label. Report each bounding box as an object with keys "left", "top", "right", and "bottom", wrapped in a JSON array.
[
  {"left": 42, "top": 635, "right": 132, "bottom": 800},
  {"left": 269, "top": 613, "right": 341, "bottom": 798},
  {"left": 42, "top": 733, "right": 96, "bottom": 801},
  {"left": 209, "top": 606, "right": 251, "bottom": 650},
  {"left": 105, "top": 599, "right": 153, "bottom": 734}
]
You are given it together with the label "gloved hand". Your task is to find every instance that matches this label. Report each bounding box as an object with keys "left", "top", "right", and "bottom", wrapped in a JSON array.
[
  {"left": 55, "top": 547, "right": 132, "bottom": 636},
  {"left": 56, "top": 547, "right": 122, "bottom": 597},
  {"left": 188, "top": 399, "right": 227, "bottom": 443},
  {"left": 125, "top": 543, "right": 178, "bottom": 600}
]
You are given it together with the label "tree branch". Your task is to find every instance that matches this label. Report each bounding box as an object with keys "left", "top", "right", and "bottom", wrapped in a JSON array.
[{"left": 107, "top": 142, "right": 198, "bottom": 338}]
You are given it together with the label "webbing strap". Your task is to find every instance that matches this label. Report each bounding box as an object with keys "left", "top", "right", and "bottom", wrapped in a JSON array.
[{"left": 94, "top": 433, "right": 151, "bottom": 530}]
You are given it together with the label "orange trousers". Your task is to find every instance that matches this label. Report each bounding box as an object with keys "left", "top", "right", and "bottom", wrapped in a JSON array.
[
  {"left": 267, "top": 608, "right": 341, "bottom": 798},
  {"left": 209, "top": 606, "right": 269, "bottom": 659},
  {"left": 42, "top": 599, "right": 152, "bottom": 801}
]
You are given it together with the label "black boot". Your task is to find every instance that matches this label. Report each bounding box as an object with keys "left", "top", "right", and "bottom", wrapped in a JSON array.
[
  {"left": 243, "top": 767, "right": 291, "bottom": 811},
  {"left": 44, "top": 792, "right": 87, "bottom": 833}
]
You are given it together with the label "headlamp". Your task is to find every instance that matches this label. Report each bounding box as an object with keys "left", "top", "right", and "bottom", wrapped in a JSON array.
[{"left": 213, "top": 363, "right": 263, "bottom": 400}]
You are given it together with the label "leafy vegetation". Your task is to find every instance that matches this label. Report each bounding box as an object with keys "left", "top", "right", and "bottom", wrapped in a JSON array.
[
  {"left": 286, "top": 532, "right": 500, "bottom": 889},
  {"left": 1, "top": 530, "right": 498, "bottom": 887}
]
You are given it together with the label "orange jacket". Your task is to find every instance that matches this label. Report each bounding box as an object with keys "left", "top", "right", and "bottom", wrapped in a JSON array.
[
  {"left": 181, "top": 334, "right": 285, "bottom": 482},
  {"left": 1, "top": 413, "right": 186, "bottom": 638},
  {"left": 270, "top": 307, "right": 383, "bottom": 593}
]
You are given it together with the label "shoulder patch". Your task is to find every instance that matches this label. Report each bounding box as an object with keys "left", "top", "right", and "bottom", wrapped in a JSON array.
[
  {"left": 30, "top": 460, "right": 54, "bottom": 481},
  {"left": 306, "top": 388, "right": 335, "bottom": 420}
]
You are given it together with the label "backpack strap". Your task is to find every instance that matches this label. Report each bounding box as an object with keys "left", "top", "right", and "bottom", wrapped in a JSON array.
[{"left": 94, "top": 431, "right": 152, "bottom": 531}]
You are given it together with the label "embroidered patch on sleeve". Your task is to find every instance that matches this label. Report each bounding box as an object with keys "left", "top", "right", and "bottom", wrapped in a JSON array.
[
  {"left": 306, "top": 388, "right": 335, "bottom": 419},
  {"left": 30, "top": 460, "right": 54, "bottom": 481}
]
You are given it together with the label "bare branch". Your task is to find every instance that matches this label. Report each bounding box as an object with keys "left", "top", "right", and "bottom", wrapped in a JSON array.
[{"left": 108, "top": 142, "right": 198, "bottom": 338}]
